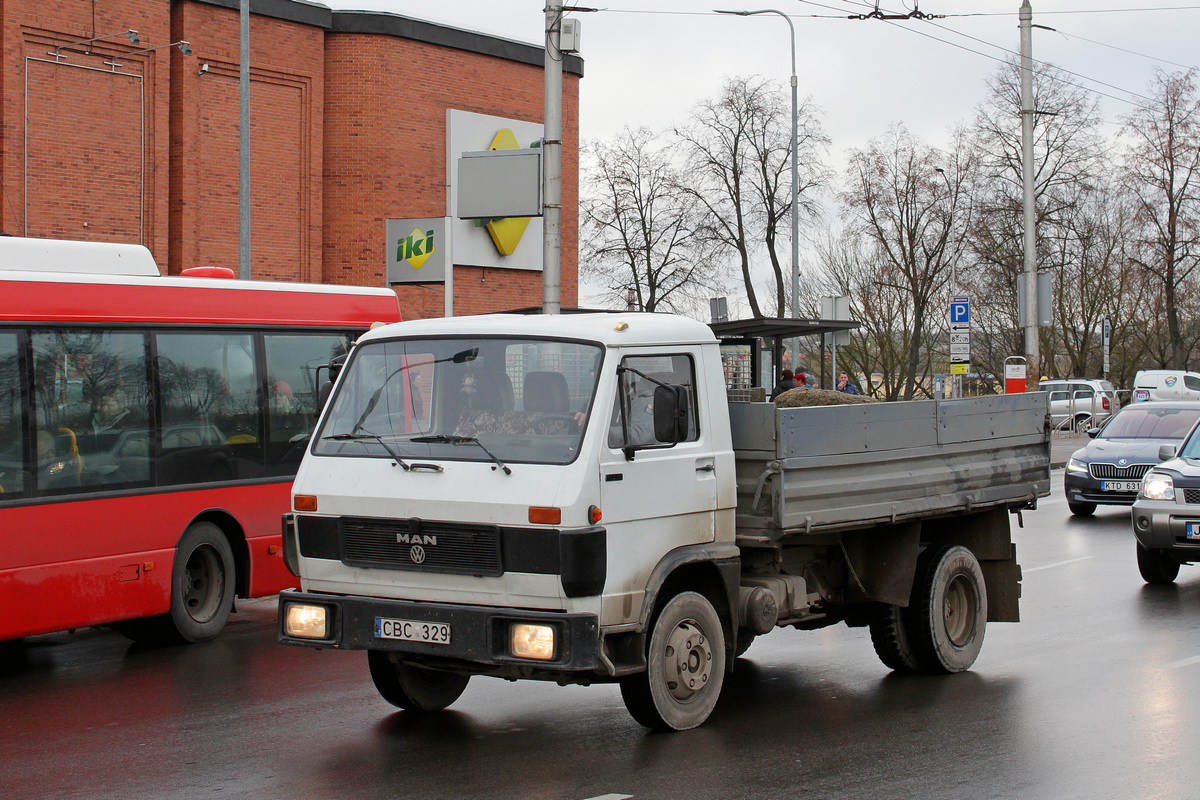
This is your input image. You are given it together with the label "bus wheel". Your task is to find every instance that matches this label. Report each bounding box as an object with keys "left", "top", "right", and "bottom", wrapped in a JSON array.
[
  {"left": 167, "top": 522, "right": 236, "bottom": 643},
  {"left": 869, "top": 603, "right": 920, "bottom": 672},
  {"left": 905, "top": 545, "right": 987, "bottom": 674},
  {"left": 619, "top": 591, "right": 726, "bottom": 731},
  {"left": 367, "top": 651, "right": 470, "bottom": 711}
]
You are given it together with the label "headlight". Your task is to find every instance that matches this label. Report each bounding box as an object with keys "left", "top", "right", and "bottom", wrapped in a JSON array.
[
  {"left": 511, "top": 623, "right": 556, "bottom": 660},
  {"left": 1067, "top": 457, "right": 1088, "bottom": 474},
  {"left": 1141, "top": 472, "right": 1175, "bottom": 501},
  {"left": 284, "top": 604, "right": 329, "bottom": 639}
]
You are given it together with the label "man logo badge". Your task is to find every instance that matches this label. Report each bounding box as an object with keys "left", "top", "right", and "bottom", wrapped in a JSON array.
[{"left": 410, "top": 545, "right": 427, "bottom": 564}]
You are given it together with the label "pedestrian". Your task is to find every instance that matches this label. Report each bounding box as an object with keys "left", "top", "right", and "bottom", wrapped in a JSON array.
[
  {"left": 769, "top": 369, "right": 797, "bottom": 401},
  {"left": 836, "top": 371, "right": 860, "bottom": 395}
]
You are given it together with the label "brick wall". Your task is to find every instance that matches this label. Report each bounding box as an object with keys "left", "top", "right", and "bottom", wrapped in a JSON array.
[{"left": 0, "top": 0, "right": 580, "bottom": 314}]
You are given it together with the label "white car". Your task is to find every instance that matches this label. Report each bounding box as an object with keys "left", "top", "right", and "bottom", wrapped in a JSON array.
[
  {"left": 1131, "top": 370, "right": 1200, "bottom": 403},
  {"left": 1040, "top": 378, "right": 1117, "bottom": 432}
]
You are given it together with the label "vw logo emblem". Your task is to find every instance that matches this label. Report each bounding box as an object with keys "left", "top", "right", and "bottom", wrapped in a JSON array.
[{"left": 409, "top": 545, "right": 426, "bottom": 564}]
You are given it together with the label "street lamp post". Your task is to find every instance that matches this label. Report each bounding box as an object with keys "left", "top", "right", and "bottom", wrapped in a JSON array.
[
  {"left": 716, "top": 9, "right": 800, "bottom": 372},
  {"left": 935, "top": 166, "right": 960, "bottom": 399}
]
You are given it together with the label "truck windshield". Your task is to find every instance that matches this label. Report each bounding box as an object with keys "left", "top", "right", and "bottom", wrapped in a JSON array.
[{"left": 313, "top": 336, "right": 604, "bottom": 466}]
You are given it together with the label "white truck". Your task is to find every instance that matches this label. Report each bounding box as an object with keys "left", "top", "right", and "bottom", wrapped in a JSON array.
[{"left": 278, "top": 312, "right": 1051, "bottom": 730}]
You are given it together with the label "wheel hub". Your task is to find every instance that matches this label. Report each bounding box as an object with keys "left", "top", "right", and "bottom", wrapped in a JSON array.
[
  {"left": 943, "top": 574, "right": 977, "bottom": 647},
  {"left": 661, "top": 619, "right": 713, "bottom": 702}
]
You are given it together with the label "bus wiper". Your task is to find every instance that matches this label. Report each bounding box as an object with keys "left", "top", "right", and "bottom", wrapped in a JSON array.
[
  {"left": 411, "top": 434, "right": 512, "bottom": 475},
  {"left": 323, "top": 432, "right": 411, "bottom": 471}
]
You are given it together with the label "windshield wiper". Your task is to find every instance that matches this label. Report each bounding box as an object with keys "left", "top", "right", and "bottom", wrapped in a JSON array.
[
  {"left": 411, "top": 434, "right": 512, "bottom": 475},
  {"left": 323, "top": 432, "right": 411, "bottom": 471}
]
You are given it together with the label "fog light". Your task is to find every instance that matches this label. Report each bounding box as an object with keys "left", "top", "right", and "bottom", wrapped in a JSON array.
[
  {"left": 511, "top": 623, "right": 555, "bottom": 660},
  {"left": 284, "top": 604, "right": 328, "bottom": 639}
]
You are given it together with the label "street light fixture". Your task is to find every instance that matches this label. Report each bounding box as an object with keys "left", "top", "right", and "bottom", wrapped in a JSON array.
[
  {"left": 51, "top": 30, "right": 139, "bottom": 62},
  {"left": 106, "top": 40, "right": 192, "bottom": 71},
  {"left": 715, "top": 8, "right": 800, "bottom": 371}
]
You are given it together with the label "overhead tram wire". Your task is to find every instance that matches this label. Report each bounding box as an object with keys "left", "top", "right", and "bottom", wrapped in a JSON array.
[{"left": 798, "top": 0, "right": 1153, "bottom": 107}]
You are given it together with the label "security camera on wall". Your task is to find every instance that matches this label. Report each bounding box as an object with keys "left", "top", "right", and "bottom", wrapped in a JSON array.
[{"left": 198, "top": 63, "right": 209, "bottom": 75}]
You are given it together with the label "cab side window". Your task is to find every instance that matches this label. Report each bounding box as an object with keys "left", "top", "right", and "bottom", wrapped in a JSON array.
[{"left": 609, "top": 354, "right": 699, "bottom": 449}]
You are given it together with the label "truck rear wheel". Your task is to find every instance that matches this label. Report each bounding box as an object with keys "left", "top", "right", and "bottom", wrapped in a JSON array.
[
  {"left": 367, "top": 651, "right": 470, "bottom": 711},
  {"left": 619, "top": 591, "right": 726, "bottom": 731},
  {"left": 1137, "top": 543, "right": 1180, "bottom": 585},
  {"left": 906, "top": 545, "right": 987, "bottom": 674},
  {"left": 868, "top": 603, "right": 920, "bottom": 672}
]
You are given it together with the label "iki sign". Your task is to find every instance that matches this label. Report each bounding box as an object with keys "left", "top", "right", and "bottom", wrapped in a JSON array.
[{"left": 386, "top": 217, "right": 448, "bottom": 284}]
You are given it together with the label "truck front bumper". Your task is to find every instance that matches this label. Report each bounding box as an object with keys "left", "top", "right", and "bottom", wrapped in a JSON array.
[{"left": 277, "top": 589, "right": 603, "bottom": 672}]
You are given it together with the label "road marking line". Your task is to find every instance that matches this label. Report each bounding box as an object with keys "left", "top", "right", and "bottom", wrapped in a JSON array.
[
  {"left": 581, "top": 795, "right": 633, "bottom": 800},
  {"left": 1165, "top": 655, "right": 1200, "bottom": 670},
  {"left": 1024, "top": 556, "right": 1094, "bottom": 573}
]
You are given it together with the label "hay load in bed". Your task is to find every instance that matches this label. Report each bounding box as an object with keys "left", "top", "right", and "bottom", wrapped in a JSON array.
[{"left": 774, "top": 387, "right": 875, "bottom": 407}]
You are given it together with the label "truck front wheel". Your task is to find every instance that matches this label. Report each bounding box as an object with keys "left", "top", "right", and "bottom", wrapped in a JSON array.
[
  {"left": 906, "top": 545, "right": 987, "bottom": 674},
  {"left": 367, "top": 651, "right": 470, "bottom": 711},
  {"left": 619, "top": 591, "right": 726, "bottom": 731}
]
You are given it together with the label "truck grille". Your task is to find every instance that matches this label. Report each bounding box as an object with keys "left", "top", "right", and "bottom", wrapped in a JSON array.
[
  {"left": 340, "top": 517, "right": 503, "bottom": 577},
  {"left": 1089, "top": 463, "right": 1153, "bottom": 480}
]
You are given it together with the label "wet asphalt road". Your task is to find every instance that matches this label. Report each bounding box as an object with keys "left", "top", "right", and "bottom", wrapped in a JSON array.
[{"left": 4, "top": 470, "right": 1200, "bottom": 800}]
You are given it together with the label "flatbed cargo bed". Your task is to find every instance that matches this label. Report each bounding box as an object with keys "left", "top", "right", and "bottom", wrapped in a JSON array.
[{"left": 729, "top": 393, "right": 1052, "bottom": 544}]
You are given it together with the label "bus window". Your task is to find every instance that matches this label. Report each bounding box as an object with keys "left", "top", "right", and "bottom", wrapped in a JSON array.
[
  {"left": 262, "top": 332, "right": 354, "bottom": 475},
  {"left": 30, "top": 330, "right": 152, "bottom": 491},
  {"left": 156, "top": 333, "right": 263, "bottom": 484},
  {"left": 0, "top": 333, "right": 21, "bottom": 494}
]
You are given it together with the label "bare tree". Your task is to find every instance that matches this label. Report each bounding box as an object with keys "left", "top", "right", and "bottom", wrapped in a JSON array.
[
  {"left": 579, "top": 128, "right": 720, "bottom": 312},
  {"left": 1121, "top": 69, "right": 1200, "bottom": 369},
  {"left": 842, "top": 124, "right": 975, "bottom": 400},
  {"left": 677, "top": 76, "right": 830, "bottom": 317},
  {"left": 966, "top": 56, "right": 1106, "bottom": 381}
]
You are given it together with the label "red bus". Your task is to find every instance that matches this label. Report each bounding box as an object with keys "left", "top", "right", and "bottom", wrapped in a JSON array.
[{"left": 0, "top": 239, "right": 402, "bottom": 644}]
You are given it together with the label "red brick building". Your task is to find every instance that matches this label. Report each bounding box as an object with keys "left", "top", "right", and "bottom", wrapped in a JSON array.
[{"left": 0, "top": 0, "right": 582, "bottom": 317}]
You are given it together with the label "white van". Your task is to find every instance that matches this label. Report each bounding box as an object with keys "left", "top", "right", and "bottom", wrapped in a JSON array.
[{"left": 1132, "top": 370, "right": 1200, "bottom": 402}]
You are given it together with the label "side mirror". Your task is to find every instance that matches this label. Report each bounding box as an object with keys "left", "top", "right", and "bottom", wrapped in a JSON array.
[
  {"left": 1086, "top": 427, "right": 1100, "bottom": 439},
  {"left": 652, "top": 384, "right": 689, "bottom": 444},
  {"left": 315, "top": 354, "right": 348, "bottom": 418},
  {"left": 1159, "top": 444, "right": 1178, "bottom": 461}
]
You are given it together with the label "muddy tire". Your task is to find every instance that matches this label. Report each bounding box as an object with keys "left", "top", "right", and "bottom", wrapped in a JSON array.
[
  {"left": 620, "top": 591, "right": 726, "bottom": 731},
  {"left": 368, "top": 651, "right": 470, "bottom": 711},
  {"left": 869, "top": 602, "right": 921, "bottom": 672},
  {"left": 905, "top": 545, "right": 987, "bottom": 674}
]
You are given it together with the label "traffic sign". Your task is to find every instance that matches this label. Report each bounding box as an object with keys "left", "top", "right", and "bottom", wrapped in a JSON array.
[{"left": 950, "top": 297, "right": 970, "bottom": 325}]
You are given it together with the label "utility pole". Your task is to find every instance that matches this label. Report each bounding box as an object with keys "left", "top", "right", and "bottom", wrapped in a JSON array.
[
  {"left": 239, "top": 0, "right": 251, "bottom": 279},
  {"left": 542, "top": 3, "right": 563, "bottom": 314},
  {"left": 1020, "top": 0, "right": 1038, "bottom": 389}
]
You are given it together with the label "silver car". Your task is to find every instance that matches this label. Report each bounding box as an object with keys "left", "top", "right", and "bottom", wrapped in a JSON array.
[
  {"left": 1040, "top": 378, "right": 1117, "bottom": 433},
  {"left": 1132, "top": 428, "right": 1200, "bottom": 584}
]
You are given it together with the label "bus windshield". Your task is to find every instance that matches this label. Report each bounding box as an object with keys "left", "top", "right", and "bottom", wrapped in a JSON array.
[{"left": 314, "top": 337, "right": 604, "bottom": 466}]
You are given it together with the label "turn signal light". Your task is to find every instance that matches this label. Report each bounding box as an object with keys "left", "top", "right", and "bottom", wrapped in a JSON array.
[
  {"left": 528, "top": 506, "right": 561, "bottom": 525},
  {"left": 294, "top": 495, "right": 318, "bottom": 512},
  {"left": 589, "top": 505, "right": 602, "bottom": 524}
]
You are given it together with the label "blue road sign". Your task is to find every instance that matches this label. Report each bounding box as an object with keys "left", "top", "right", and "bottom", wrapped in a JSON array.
[{"left": 950, "top": 298, "right": 970, "bottom": 325}]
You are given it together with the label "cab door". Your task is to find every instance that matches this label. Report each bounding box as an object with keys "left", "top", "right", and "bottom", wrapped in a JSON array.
[{"left": 597, "top": 350, "right": 717, "bottom": 626}]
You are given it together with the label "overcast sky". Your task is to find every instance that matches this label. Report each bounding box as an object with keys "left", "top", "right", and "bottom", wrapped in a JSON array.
[
  {"left": 319, "top": 2, "right": 1200, "bottom": 311},
  {"left": 321, "top": 1, "right": 1199, "bottom": 156}
]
